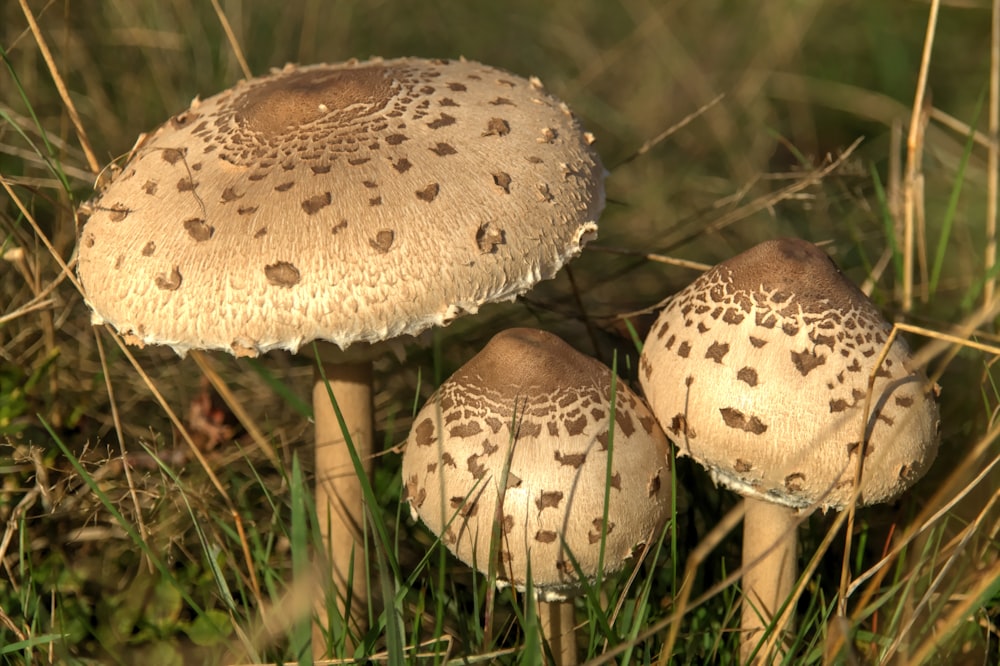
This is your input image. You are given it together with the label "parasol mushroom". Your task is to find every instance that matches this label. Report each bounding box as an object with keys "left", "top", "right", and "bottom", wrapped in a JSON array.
[
  {"left": 403, "top": 328, "right": 673, "bottom": 665},
  {"left": 77, "top": 57, "right": 605, "bottom": 644},
  {"left": 638, "top": 238, "right": 939, "bottom": 662}
]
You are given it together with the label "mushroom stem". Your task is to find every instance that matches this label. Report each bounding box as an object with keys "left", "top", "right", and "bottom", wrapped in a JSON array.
[
  {"left": 741, "top": 498, "right": 798, "bottom": 663},
  {"left": 313, "top": 359, "right": 374, "bottom": 648},
  {"left": 538, "top": 600, "right": 578, "bottom": 666}
]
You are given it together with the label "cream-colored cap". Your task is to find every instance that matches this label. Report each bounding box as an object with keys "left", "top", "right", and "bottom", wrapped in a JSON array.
[
  {"left": 77, "top": 58, "right": 604, "bottom": 357},
  {"left": 639, "top": 238, "right": 939, "bottom": 511},
  {"left": 402, "top": 328, "right": 672, "bottom": 601}
]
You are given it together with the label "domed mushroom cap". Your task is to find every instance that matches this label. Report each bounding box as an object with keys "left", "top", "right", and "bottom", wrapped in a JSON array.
[
  {"left": 402, "top": 328, "right": 672, "bottom": 601},
  {"left": 639, "top": 238, "right": 939, "bottom": 511},
  {"left": 77, "top": 58, "right": 604, "bottom": 357}
]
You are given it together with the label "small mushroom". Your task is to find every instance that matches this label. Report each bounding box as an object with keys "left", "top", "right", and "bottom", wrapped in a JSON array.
[
  {"left": 76, "top": 58, "right": 605, "bottom": 639},
  {"left": 638, "top": 238, "right": 939, "bottom": 662},
  {"left": 403, "top": 328, "right": 672, "bottom": 665}
]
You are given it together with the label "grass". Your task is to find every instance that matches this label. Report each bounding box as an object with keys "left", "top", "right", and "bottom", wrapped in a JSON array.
[{"left": 2, "top": 0, "right": 1000, "bottom": 663}]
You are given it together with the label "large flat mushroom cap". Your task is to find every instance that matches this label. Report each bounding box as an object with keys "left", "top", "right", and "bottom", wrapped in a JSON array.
[
  {"left": 639, "top": 238, "right": 940, "bottom": 510},
  {"left": 402, "top": 328, "right": 672, "bottom": 600},
  {"left": 77, "top": 58, "right": 604, "bottom": 357}
]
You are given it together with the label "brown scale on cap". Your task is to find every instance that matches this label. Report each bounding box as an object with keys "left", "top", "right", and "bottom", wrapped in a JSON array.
[
  {"left": 77, "top": 58, "right": 603, "bottom": 357},
  {"left": 402, "top": 328, "right": 672, "bottom": 601},
  {"left": 640, "top": 238, "right": 939, "bottom": 510}
]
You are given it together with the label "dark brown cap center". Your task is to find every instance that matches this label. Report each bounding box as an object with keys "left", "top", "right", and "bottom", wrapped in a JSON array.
[{"left": 234, "top": 66, "right": 394, "bottom": 138}]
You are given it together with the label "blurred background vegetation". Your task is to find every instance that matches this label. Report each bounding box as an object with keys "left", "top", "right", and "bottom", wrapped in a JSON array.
[{"left": 2, "top": 0, "right": 999, "bottom": 663}]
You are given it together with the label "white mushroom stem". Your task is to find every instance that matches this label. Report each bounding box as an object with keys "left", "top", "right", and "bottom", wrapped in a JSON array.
[
  {"left": 741, "top": 498, "right": 798, "bottom": 663},
  {"left": 313, "top": 359, "right": 374, "bottom": 643},
  {"left": 538, "top": 600, "right": 578, "bottom": 666}
]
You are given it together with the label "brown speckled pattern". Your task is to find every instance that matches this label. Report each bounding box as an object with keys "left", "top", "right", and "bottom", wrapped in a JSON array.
[
  {"left": 639, "top": 239, "right": 939, "bottom": 510},
  {"left": 402, "top": 328, "right": 672, "bottom": 600},
  {"left": 77, "top": 58, "right": 604, "bottom": 357}
]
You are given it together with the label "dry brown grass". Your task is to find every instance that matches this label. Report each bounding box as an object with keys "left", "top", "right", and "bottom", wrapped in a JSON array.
[{"left": 2, "top": 0, "right": 999, "bottom": 663}]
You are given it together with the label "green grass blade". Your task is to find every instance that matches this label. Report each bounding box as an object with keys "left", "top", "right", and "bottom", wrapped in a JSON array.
[
  {"left": 44, "top": 418, "right": 207, "bottom": 617},
  {"left": 624, "top": 318, "right": 644, "bottom": 353},
  {"left": 137, "top": 442, "right": 257, "bottom": 659},
  {"left": 868, "top": 164, "right": 902, "bottom": 284},
  {"left": 375, "top": 530, "right": 406, "bottom": 666},
  {"left": 598, "top": 351, "right": 618, "bottom": 584},
  {"left": 312, "top": 345, "right": 399, "bottom": 579},
  {"left": 0, "top": 45, "right": 73, "bottom": 192},
  {"left": 290, "top": 454, "right": 313, "bottom": 665},
  {"left": 0, "top": 634, "right": 61, "bottom": 656},
  {"left": 930, "top": 84, "right": 987, "bottom": 295}
]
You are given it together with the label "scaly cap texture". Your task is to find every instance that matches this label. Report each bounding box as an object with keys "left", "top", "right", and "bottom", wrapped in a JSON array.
[
  {"left": 639, "top": 238, "right": 939, "bottom": 510},
  {"left": 402, "top": 328, "right": 671, "bottom": 600},
  {"left": 77, "top": 58, "right": 604, "bottom": 356}
]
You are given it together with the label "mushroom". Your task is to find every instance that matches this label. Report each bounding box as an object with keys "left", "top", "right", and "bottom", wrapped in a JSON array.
[
  {"left": 76, "top": 58, "right": 605, "bottom": 639},
  {"left": 402, "top": 328, "right": 673, "bottom": 665},
  {"left": 637, "top": 238, "right": 939, "bottom": 662}
]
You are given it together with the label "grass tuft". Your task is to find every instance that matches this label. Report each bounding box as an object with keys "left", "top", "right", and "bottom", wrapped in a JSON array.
[{"left": 3, "top": 0, "right": 1000, "bottom": 663}]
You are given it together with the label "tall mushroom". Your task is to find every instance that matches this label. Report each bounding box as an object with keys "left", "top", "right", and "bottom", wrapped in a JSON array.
[
  {"left": 76, "top": 58, "right": 605, "bottom": 642},
  {"left": 402, "top": 328, "right": 673, "bottom": 665},
  {"left": 638, "top": 238, "right": 939, "bottom": 662}
]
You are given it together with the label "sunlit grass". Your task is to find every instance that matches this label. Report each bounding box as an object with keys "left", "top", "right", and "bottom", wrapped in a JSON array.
[{"left": 2, "top": 0, "right": 999, "bottom": 663}]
